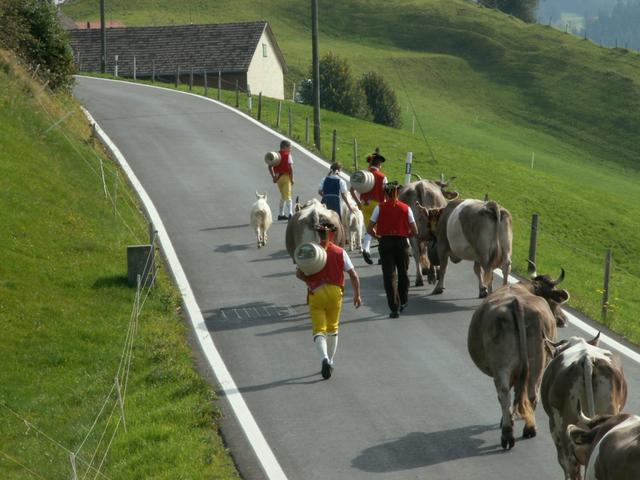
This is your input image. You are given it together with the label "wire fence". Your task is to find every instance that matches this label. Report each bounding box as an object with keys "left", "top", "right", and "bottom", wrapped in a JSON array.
[{"left": 1, "top": 60, "right": 159, "bottom": 479}]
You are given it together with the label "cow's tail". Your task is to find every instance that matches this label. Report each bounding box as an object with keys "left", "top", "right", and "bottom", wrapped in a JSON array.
[
  {"left": 583, "top": 356, "right": 596, "bottom": 418},
  {"left": 485, "top": 201, "right": 502, "bottom": 265},
  {"left": 511, "top": 298, "right": 533, "bottom": 424}
]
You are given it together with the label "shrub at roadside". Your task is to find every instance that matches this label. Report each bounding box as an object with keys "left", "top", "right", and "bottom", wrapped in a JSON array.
[
  {"left": 359, "top": 71, "right": 402, "bottom": 128},
  {"left": 0, "top": 0, "right": 74, "bottom": 90},
  {"left": 299, "top": 51, "right": 371, "bottom": 120}
]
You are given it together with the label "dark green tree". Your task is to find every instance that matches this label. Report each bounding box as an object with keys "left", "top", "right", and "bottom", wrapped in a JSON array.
[
  {"left": 299, "top": 51, "right": 370, "bottom": 119},
  {"left": 359, "top": 72, "right": 402, "bottom": 128},
  {"left": 0, "top": 0, "right": 75, "bottom": 90},
  {"left": 480, "top": 0, "right": 540, "bottom": 23}
]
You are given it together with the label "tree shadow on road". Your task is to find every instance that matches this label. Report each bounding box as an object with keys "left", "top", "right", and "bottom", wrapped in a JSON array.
[{"left": 352, "top": 424, "right": 503, "bottom": 473}]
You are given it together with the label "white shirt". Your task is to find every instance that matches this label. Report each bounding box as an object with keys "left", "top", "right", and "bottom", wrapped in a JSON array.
[
  {"left": 342, "top": 250, "right": 354, "bottom": 271},
  {"left": 370, "top": 204, "right": 416, "bottom": 224},
  {"left": 318, "top": 173, "right": 348, "bottom": 195}
]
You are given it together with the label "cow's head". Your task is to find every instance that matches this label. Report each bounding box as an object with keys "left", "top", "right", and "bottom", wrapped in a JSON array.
[
  {"left": 566, "top": 403, "right": 624, "bottom": 467},
  {"left": 415, "top": 202, "right": 445, "bottom": 238},
  {"left": 526, "top": 263, "right": 570, "bottom": 327},
  {"left": 434, "top": 173, "right": 459, "bottom": 201},
  {"left": 543, "top": 332, "right": 601, "bottom": 358},
  {"left": 255, "top": 191, "right": 267, "bottom": 201}
]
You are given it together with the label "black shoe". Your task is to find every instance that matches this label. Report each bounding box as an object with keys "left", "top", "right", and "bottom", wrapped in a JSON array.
[
  {"left": 377, "top": 258, "right": 382, "bottom": 265},
  {"left": 277, "top": 215, "right": 288, "bottom": 221},
  {"left": 363, "top": 251, "right": 373, "bottom": 265},
  {"left": 400, "top": 303, "right": 408, "bottom": 312},
  {"left": 389, "top": 311, "right": 400, "bottom": 319},
  {"left": 321, "top": 359, "right": 332, "bottom": 379}
]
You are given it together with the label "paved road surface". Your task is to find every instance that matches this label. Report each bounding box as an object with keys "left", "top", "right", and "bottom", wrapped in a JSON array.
[{"left": 74, "top": 77, "right": 640, "bottom": 480}]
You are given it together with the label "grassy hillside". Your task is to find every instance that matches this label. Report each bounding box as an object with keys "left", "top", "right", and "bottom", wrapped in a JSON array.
[
  {"left": 0, "top": 51, "right": 238, "bottom": 479},
  {"left": 62, "top": 1, "right": 640, "bottom": 340}
]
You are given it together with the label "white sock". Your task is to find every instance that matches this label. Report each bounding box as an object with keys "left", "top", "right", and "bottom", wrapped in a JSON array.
[
  {"left": 314, "top": 334, "right": 328, "bottom": 361},
  {"left": 327, "top": 333, "right": 338, "bottom": 365},
  {"left": 285, "top": 199, "right": 293, "bottom": 216},
  {"left": 279, "top": 199, "right": 285, "bottom": 216},
  {"left": 362, "top": 233, "right": 372, "bottom": 252}
]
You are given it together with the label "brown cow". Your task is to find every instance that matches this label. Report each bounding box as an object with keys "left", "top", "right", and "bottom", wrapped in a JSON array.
[
  {"left": 468, "top": 270, "right": 568, "bottom": 449},
  {"left": 399, "top": 176, "right": 458, "bottom": 287},
  {"left": 568, "top": 411, "right": 640, "bottom": 480},
  {"left": 542, "top": 334, "right": 627, "bottom": 480},
  {"left": 417, "top": 198, "right": 512, "bottom": 298},
  {"left": 285, "top": 199, "right": 345, "bottom": 261}
]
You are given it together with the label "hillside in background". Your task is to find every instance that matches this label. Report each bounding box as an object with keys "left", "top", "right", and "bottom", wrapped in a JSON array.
[{"left": 62, "top": 1, "right": 640, "bottom": 340}]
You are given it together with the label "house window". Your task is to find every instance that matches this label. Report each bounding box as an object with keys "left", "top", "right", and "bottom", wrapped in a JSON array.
[{"left": 262, "top": 43, "right": 268, "bottom": 57}]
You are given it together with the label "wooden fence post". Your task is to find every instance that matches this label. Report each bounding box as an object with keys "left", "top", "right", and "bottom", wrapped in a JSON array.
[
  {"left": 235, "top": 80, "right": 239, "bottom": 108},
  {"left": 133, "top": 55, "right": 137, "bottom": 80},
  {"left": 305, "top": 116, "right": 309, "bottom": 144},
  {"left": 152, "top": 59, "right": 156, "bottom": 83},
  {"left": 189, "top": 67, "right": 193, "bottom": 92},
  {"left": 527, "top": 214, "right": 539, "bottom": 274},
  {"left": 331, "top": 129, "right": 337, "bottom": 162},
  {"left": 484, "top": 193, "right": 489, "bottom": 201},
  {"left": 175, "top": 65, "right": 180, "bottom": 88},
  {"left": 258, "top": 92, "right": 263, "bottom": 121},
  {"left": 276, "top": 101, "right": 282, "bottom": 128},
  {"left": 353, "top": 138, "right": 358, "bottom": 170},
  {"left": 203, "top": 70, "right": 208, "bottom": 97},
  {"left": 217, "top": 71, "right": 221, "bottom": 100},
  {"left": 601, "top": 248, "right": 613, "bottom": 323},
  {"left": 288, "top": 106, "right": 292, "bottom": 137}
]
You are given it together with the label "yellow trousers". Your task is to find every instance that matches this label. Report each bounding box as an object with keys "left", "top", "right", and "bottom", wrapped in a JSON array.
[
  {"left": 277, "top": 173, "right": 292, "bottom": 201},
  {"left": 308, "top": 284, "right": 343, "bottom": 335},
  {"left": 361, "top": 200, "right": 378, "bottom": 227}
]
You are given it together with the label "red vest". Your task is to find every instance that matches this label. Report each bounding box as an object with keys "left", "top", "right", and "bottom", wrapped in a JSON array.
[
  {"left": 360, "top": 167, "right": 385, "bottom": 203},
  {"left": 376, "top": 200, "right": 411, "bottom": 237},
  {"left": 305, "top": 242, "right": 345, "bottom": 291},
  {"left": 273, "top": 149, "right": 292, "bottom": 175}
]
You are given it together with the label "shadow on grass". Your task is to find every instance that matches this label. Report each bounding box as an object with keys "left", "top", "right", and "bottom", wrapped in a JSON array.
[{"left": 92, "top": 275, "right": 129, "bottom": 289}]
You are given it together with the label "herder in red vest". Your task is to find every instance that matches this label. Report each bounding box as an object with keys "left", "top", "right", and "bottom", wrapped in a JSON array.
[
  {"left": 366, "top": 182, "right": 418, "bottom": 318},
  {"left": 296, "top": 222, "right": 362, "bottom": 379},
  {"left": 268, "top": 140, "right": 295, "bottom": 220},
  {"left": 350, "top": 149, "right": 387, "bottom": 265}
]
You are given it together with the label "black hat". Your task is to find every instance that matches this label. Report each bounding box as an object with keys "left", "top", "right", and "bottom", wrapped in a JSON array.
[
  {"left": 314, "top": 221, "right": 337, "bottom": 232},
  {"left": 366, "top": 152, "right": 386, "bottom": 164}
]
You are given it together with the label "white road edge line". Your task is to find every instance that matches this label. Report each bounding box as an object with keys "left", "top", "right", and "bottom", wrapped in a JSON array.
[
  {"left": 77, "top": 76, "right": 640, "bottom": 454},
  {"left": 80, "top": 105, "right": 288, "bottom": 480}
]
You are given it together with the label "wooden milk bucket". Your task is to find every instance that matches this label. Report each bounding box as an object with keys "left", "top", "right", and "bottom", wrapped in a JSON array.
[{"left": 294, "top": 243, "right": 327, "bottom": 275}]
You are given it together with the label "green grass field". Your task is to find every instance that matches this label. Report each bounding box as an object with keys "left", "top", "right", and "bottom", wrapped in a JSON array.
[
  {"left": 0, "top": 52, "right": 238, "bottom": 479},
  {"left": 63, "top": 0, "right": 640, "bottom": 342}
]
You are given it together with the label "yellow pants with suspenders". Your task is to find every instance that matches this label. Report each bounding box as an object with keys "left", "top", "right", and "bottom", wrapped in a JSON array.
[
  {"left": 308, "top": 284, "right": 343, "bottom": 335},
  {"left": 276, "top": 173, "right": 292, "bottom": 201}
]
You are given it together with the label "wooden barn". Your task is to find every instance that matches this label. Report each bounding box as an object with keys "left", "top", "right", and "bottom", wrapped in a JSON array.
[{"left": 67, "top": 21, "right": 288, "bottom": 99}]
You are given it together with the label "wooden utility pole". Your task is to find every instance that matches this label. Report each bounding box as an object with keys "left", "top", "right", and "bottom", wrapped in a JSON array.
[
  {"left": 311, "top": 0, "right": 321, "bottom": 150},
  {"left": 100, "top": 0, "right": 106, "bottom": 73}
]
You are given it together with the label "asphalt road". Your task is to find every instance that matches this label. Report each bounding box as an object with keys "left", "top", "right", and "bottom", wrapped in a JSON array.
[{"left": 74, "top": 77, "right": 640, "bottom": 480}]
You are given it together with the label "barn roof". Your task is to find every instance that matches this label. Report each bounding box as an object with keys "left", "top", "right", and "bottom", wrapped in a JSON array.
[{"left": 68, "top": 21, "right": 287, "bottom": 77}]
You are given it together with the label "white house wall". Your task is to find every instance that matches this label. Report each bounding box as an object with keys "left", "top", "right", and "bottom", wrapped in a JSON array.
[{"left": 247, "top": 30, "right": 284, "bottom": 100}]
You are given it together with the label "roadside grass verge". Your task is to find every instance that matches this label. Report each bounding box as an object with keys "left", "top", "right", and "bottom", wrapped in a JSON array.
[
  {"left": 82, "top": 72, "right": 640, "bottom": 347},
  {"left": 0, "top": 52, "right": 238, "bottom": 479}
]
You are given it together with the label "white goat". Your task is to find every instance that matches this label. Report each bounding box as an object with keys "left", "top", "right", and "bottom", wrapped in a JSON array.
[
  {"left": 250, "top": 192, "right": 272, "bottom": 248},
  {"left": 341, "top": 195, "right": 364, "bottom": 252}
]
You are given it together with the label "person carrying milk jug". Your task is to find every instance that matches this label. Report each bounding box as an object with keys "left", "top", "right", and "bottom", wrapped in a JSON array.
[
  {"left": 295, "top": 222, "right": 362, "bottom": 379},
  {"left": 318, "top": 162, "right": 355, "bottom": 219},
  {"left": 366, "top": 182, "right": 418, "bottom": 318},
  {"left": 350, "top": 149, "right": 387, "bottom": 264},
  {"left": 268, "top": 139, "right": 295, "bottom": 220}
]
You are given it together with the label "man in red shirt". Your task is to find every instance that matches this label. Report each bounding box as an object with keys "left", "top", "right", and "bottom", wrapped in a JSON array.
[
  {"left": 268, "top": 140, "right": 295, "bottom": 220},
  {"left": 366, "top": 182, "right": 418, "bottom": 318},
  {"left": 296, "top": 222, "right": 362, "bottom": 379}
]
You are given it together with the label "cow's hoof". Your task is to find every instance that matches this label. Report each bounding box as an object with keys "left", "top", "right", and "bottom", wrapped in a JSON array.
[
  {"left": 427, "top": 275, "right": 436, "bottom": 285},
  {"left": 522, "top": 425, "right": 537, "bottom": 439},
  {"left": 432, "top": 287, "right": 444, "bottom": 295},
  {"left": 478, "top": 288, "right": 488, "bottom": 299},
  {"left": 501, "top": 426, "right": 515, "bottom": 450},
  {"left": 415, "top": 279, "right": 424, "bottom": 287}
]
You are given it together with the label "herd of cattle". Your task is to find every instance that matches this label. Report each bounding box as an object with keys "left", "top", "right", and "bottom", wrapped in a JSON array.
[{"left": 250, "top": 174, "right": 639, "bottom": 479}]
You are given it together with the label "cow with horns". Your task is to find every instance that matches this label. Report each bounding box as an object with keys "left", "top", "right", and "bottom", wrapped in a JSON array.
[
  {"left": 399, "top": 174, "right": 458, "bottom": 287},
  {"left": 542, "top": 334, "right": 627, "bottom": 480},
  {"left": 467, "top": 267, "right": 570, "bottom": 450},
  {"left": 285, "top": 199, "right": 345, "bottom": 261},
  {"left": 567, "top": 410, "right": 640, "bottom": 480},
  {"left": 416, "top": 198, "right": 512, "bottom": 298}
]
